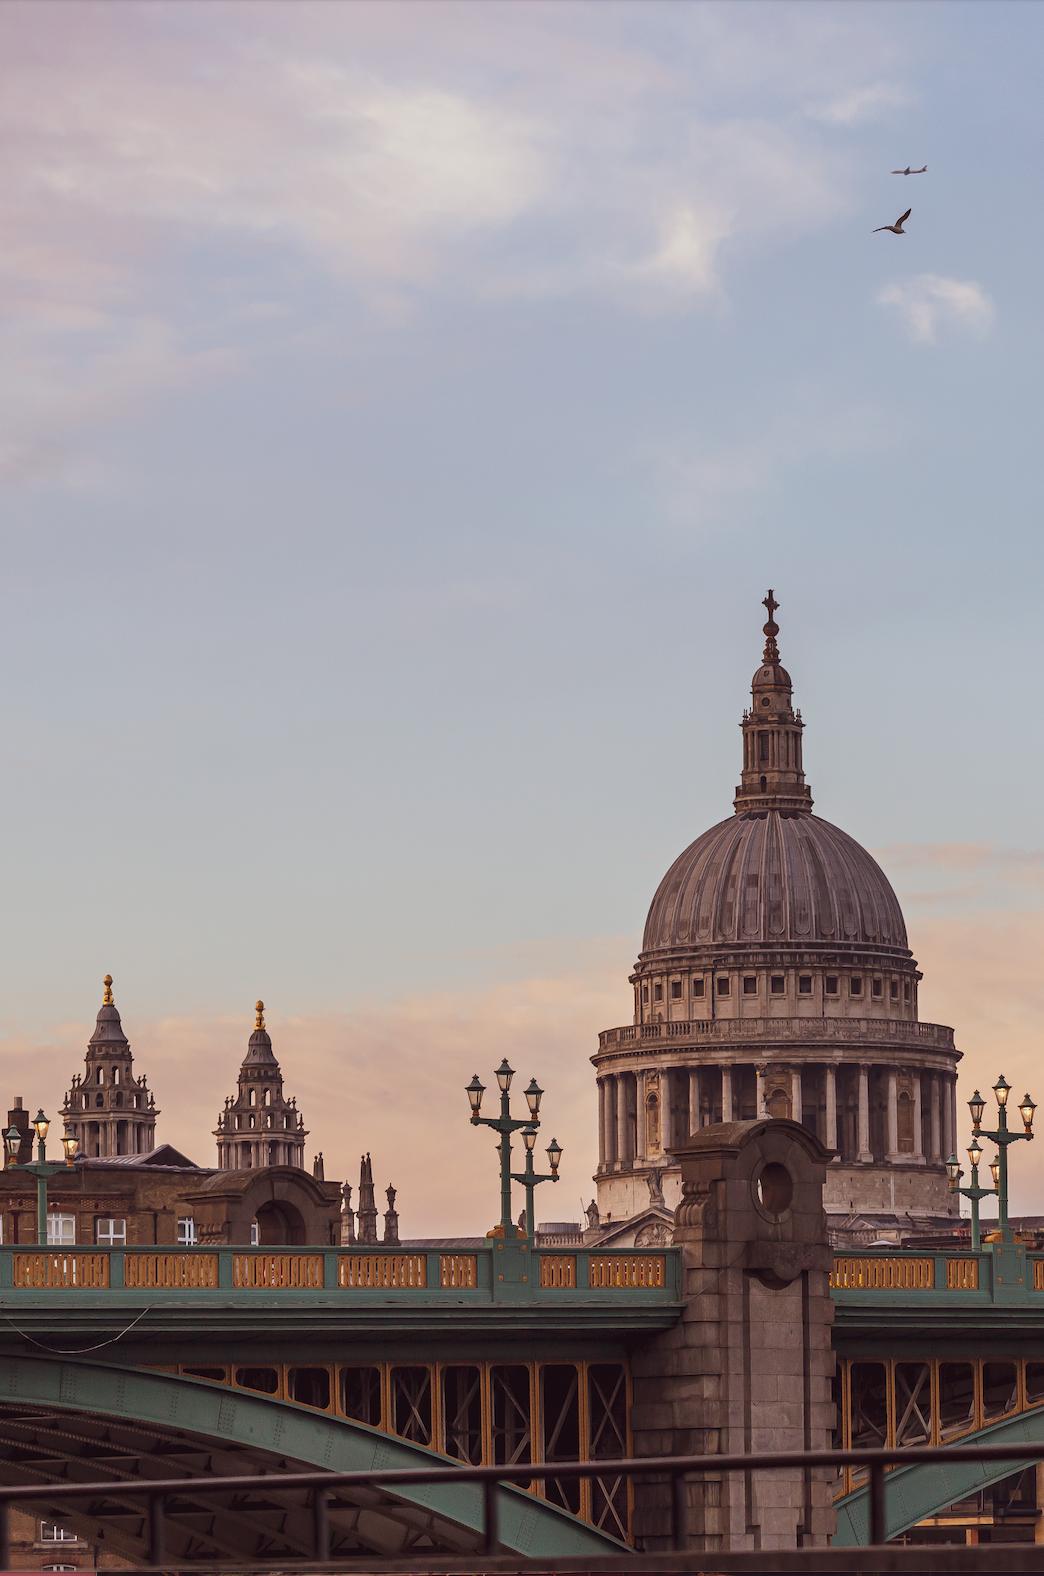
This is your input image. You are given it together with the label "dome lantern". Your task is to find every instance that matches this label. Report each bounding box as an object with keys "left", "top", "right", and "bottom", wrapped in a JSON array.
[{"left": 734, "top": 589, "right": 813, "bottom": 816}]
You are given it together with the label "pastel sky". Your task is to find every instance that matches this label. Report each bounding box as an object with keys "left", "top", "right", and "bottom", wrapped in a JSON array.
[{"left": 2, "top": 1, "right": 1043, "bottom": 1232}]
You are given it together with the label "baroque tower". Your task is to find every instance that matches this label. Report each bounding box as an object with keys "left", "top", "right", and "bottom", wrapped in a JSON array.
[
  {"left": 213, "top": 1002, "right": 308, "bottom": 1169},
  {"left": 592, "top": 593, "right": 961, "bottom": 1231},
  {"left": 61, "top": 976, "right": 158, "bottom": 1157}
]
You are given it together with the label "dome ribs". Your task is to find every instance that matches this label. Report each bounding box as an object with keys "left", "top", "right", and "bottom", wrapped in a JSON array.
[{"left": 640, "top": 811, "right": 911, "bottom": 963}]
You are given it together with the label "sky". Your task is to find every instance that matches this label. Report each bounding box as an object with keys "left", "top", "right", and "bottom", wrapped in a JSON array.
[{"left": 1, "top": 0, "right": 1042, "bottom": 1231}]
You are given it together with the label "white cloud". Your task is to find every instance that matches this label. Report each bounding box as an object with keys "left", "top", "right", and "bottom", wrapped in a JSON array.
[
  {"left": 877, "top": 274, "right": 995, "bottom": 343},
  {"left": 810, "top": 79, "right": 911, "bottom": 126}
]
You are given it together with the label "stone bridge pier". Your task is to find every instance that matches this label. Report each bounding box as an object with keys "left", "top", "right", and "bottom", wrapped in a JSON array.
[{"left": 630, "top": 1117, "right": 836, "bottom": 1553}]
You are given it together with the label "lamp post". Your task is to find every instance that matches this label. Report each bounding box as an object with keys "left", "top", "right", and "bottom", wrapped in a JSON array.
[
  {"left": 948, "top": 1079, "right": 1035, "bottom": 1247},
  {"left": 5, "top": 1111, "right": 79, "bottom": 1246},
  {"left": 510, "top": 1127, "right": 563, "bottom": 1241},
  {"left": 946, "top": 1137, "right": 994, "bottom": 1253},
  {"left": 466, "top": 1064, "right": 549, "bottom": 1237}
]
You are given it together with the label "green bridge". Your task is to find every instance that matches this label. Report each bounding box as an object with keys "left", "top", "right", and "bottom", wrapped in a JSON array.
[
  {"left": 2, "top": 1234, "right": 1044, "bottom": 1558},
  {"left": 0, "top": 1240, "right": 679, "bottom": 1564}
]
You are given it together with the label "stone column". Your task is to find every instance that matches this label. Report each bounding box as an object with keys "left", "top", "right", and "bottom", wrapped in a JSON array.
[
  {"left": 930, "top": 1076, "right": 942, "bottom": 1162},
  {"left": 756, "top": 1063, "right": 768, "bottom": 1118},
  {"left": 912, "top": 1075, "right": 924, "bottom": 1163},
  {"left": 721, "top": 1064, "right": 734, "bottom": 1123},
  {"left": 790, "top": 1066, "right": 803, "bottom": 1127},
  {"left": 950, "top": 1078, "right": 959, "bottom": 1159},
  {"left": 661, "top": 1069, "right": 673, "bottom": 1151},
  {"left": 857, "top": 1064, "right": 873, "bottom": 1163},
  {"left": 824, "top": 1064, "right": 838, "bottom": 1158},
  {"left": 636, "top": 1070, "right": 647, "bottom": 1161},
  {"left": 630, "top": 1118, "right": 836, "bottom": 1551},
  {"left": 943, "top": 1074, "right": 954, "bottom": 1162},
  {"left": 617, "top": 1073, "right": 630, "bottom": 1165},
  {"left": 886, "top": 1069, "right": 900, "bottom": 1162},
  {"left": 689, "top": 1068, "right": 700, "bottom": 1132},
  {"left": 605, "top": 1077, "right": 618, "bottom": 1165},
  {"left": 597, "top": 1079, "right": 606, "bottom": 1167}
]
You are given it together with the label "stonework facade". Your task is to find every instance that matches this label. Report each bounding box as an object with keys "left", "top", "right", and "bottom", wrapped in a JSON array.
[
  {"left": 631, "top": 1118, "right": 836, "bottom": 1551},
  {"left": 60, "top": 977, "right": 158, "bottom": 1158},
  {"left": 593, "top": 594, "right": 960, "bottom": 1237},
  {"left": 213, "top": 1002, "right": 309, "bottom": 1169}
]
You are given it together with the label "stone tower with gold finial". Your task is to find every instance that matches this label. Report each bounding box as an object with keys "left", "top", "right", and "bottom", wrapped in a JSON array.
[
  {"left": 213, "top": 1002, "right": 309, "bottom": 1169},
  {"left": 61, "top": 976, "right": 159, "bottom": 1157}
]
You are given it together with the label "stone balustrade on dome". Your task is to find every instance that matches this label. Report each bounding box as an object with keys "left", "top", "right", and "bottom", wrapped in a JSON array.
[{"left": 598, "top": 1017, "right": 955, "bottom": 1053}]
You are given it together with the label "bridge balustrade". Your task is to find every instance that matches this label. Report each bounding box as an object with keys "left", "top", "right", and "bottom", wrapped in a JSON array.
[{"left": 0, "top": 1244, "right": 677, "bottom": 1301}]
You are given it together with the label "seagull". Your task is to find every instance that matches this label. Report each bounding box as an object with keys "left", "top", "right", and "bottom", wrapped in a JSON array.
[
  {"left": 891, "top": 165, "right": 927, "bottom": 175},
  {"left": 873, "top": 208, "right": 911, "bottom": 234}
]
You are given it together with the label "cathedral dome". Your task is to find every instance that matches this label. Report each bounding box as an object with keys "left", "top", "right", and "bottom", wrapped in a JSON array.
[{"left": 642, "top": 810, "right": 908, "bottom": 959}]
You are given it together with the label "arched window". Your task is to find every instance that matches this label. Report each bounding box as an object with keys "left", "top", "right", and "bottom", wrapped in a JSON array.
[
  {"left": 263, "top": 1090, "right": 270, "bottom": 1106},
  {"left": 646, "top": 1094, "right": 660, "bottom": 1152},
  {"left": 96, "top": 1068, "right": 104, "bottom": 1085},
  {"left": 248, "top": 1089, "right": 256, "bottom": 1107}
]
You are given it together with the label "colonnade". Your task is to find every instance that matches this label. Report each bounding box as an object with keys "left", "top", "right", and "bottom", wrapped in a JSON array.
[{"left": 596, "top": 1063, "right": 959, "bottom": 1170}]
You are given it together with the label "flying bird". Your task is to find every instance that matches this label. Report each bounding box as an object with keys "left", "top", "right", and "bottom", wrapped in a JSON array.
[
  {"left": 892, "top": 165, "right": 927, "bottom": 175},
  {"left": 873, "top": 208, "right": 911, "bottom": 234}
]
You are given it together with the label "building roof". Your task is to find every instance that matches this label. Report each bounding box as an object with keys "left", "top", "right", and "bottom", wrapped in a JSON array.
[
  {"left": 88, "top": 975, "right": 130, "bottom": 1051},
  {"left": 77, "top": 1144, "right": 210, "bottom": 1172}
]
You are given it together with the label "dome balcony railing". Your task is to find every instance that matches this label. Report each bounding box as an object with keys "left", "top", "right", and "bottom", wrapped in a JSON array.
[{"left": 599, "top": 1019, "right": 955, "bottom": 1052}]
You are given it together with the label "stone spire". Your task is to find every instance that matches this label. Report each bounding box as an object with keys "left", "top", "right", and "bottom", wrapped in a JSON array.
[
  {"left": 356, "top": 1153, "right": 378, "bottom": 1244},
  {"left": 213, "top": 1000, "right": 309, "bottom": 1169},
  {"left": 61, "top": 975, "right": 159, "bottom": 1157},
  {"left": 733, "top": 590, "right": 813, "bottom": 816}
]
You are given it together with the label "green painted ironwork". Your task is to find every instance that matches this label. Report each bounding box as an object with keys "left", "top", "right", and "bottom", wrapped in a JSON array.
[
  {"left": 0, "top": 1355, "right": 621, "bottom": 1557},
  {"left": 833, "top": 1405, "right": 1044, "bottom": 1545}
]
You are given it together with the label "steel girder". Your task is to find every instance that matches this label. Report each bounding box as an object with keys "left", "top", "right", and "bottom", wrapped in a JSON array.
[{"left": 0, "top": 1356, "right": 621, "bottom": 1563}]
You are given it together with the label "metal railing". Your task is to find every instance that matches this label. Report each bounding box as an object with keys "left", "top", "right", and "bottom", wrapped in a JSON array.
[{"left": 4, "top": 1440, "right": 1044, "bottom": 1572}]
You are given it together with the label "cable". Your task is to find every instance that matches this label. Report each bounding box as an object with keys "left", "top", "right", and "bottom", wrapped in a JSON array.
[{"left": 2, "top": 1304, "right": 153, "bottom": 1353}]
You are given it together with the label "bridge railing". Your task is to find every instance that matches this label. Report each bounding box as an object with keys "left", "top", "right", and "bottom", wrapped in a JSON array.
[
  {"left": 0, "top": 1441, "right": 1040, "bottom": 1572},
  {"left": 0, "top": 1243, "right": 682, "bottom": 1303},
  {"left": 831, "top": 1245, "right": 1042, "bottom": 1302}
]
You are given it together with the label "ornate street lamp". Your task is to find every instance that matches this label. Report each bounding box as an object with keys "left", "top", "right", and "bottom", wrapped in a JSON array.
[
  {"left": 510, "top": 1126, "right": 563, "bottom": 1241},
  {"left": 467, "top": 1064, "right": 558, "bottom": 1237},
  {"left": 8, "top": 1112, "right": 79, "bottom": 1245},
  {"left": 947, "top": 1143, "right": 996, "bottom": 1253},
  {"left": 951, "top": 1074, "right": 1035, "bottom": 1247}
]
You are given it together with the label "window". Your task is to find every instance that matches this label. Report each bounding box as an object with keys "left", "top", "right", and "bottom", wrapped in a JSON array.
[
  {"left": 871, "top": 979, "right": 882, "bottom": 999},
  {"left": 248, "top": 1089, "right": 256, "bottom": 1106},
  {"left": 743, "top": 976, "right": 757, "bottom": 995},
  {"left": 40, "top": 1524, "right": 77, "bottom": 1544},
  {"left": 250, "top": 1219, "right": 260, "bottom": 1245},
  {"left": 653, "top": 983, "right": 663, "bottom": 1002},
  {"left": 770, "top": 976, "right": 785, "bottom": 995},
  {"left": 850, "top": 977, "right": 862, "bottom": 997},
  {"left": 248, "top": 1114, "right": 255, "bottom": 1129},
  {"left": 95, "top": 1093, "right": 103, "bottom": 1108},
  {"left": 799, "top": 975, "right": 813, "bottom": 994},
  {"left": 890, "top": 980, "right": 899, "bottom": 1000},
  {"left": 904, "top": 981, "right": 911, "bottom": 1002},
  {"left": 716, "top": 977, "right": 730, "bottom": 997},
  {"left": 641, "top": 985, "right": 648, "bottom": 1002},
  {"left": 825, "top": 976, "right": 838, "bottom": 995},
  {"left": 235, "top": 1115, "right": 242, "bottom": 1130},
  {"left": 177, "top": 1218, "right": 196, "bottom": 1246},
  {"left": 95, "top": 1219, "right": 125, "bottom": 1246},
  {"left": 670, "top": 981, "right": 682, "bottom": 1000},
  {"left": 48, "top": 1215, "right": 75, "bottom": 1247},
  {"left": 693, "top": 978, "right": 705, "bottom": 998},
  {"left": 96, "top": 1068, "right": 103, "bottom": 1084}
]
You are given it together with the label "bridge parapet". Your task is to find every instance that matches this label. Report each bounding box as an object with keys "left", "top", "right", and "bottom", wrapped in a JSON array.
[
  {"left": 0, "top": 1242, "right": 681, "bottom": 1306},
  {"left": 831, "top": 1245, "right": 1041, "bottom": 1306}
]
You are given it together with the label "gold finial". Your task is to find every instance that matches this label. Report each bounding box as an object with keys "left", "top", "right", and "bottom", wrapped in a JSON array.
[
  {"left": 103, "top": 974, "right": 113, "bottom": 1005},
  {"left": 255, "top": 1000, "right": 265, "bottom": 1030}
]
